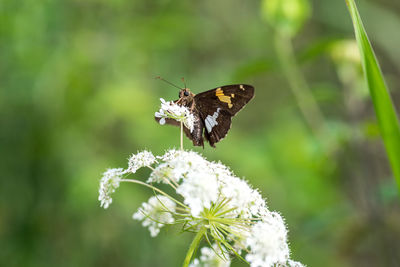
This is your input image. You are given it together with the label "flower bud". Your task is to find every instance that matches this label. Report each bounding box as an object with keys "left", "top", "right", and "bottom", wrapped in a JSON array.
[
  {"left": 330, "top": 40, "right": 361, "bottom": 65},
  {"left": 262, "top": 0, "right": 311, "bottom": 37}
]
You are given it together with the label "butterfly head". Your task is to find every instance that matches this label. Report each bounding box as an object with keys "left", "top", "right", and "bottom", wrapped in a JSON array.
[
  {"left": 179, "top": 88, "right": 194, "bottom": 99},
  {"left": 176, "top": 88, "right": 194, "bottom": 107}
]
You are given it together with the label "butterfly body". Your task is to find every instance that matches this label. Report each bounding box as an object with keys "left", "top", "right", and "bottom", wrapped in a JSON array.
[{"left": 159, "top": 84, "right": 254, "bottom": 147}]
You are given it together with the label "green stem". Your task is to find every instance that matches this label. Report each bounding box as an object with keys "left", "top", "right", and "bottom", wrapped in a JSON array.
[
  {"left": 180, "top": 121, "right": 184, "bottom": 151},
  {"left": 182, "top": 227, "right": 206, "bottom": 267},
  {"left": 120, "top": 179, "right": 188, "bottom": 208},
  {"left": 274, "top": 31, "right": 325, "bottom": 137}
]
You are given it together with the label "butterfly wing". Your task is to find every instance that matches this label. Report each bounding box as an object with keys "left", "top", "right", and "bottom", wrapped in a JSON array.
[
  {"left": 155, "top": 116, "right": 180, "bottom": 127},
  {"left": 194, "top": 84, "right": 254, "bottom": 147}
]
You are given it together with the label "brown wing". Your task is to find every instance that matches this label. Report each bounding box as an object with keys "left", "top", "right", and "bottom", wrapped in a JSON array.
[
  {"left": 154, "top": 116, "right": 194, "bottom": 139},
  {"left": 194, "top": 84, "right": 254, "bottom": 147},
  {"left": 194, "top": 84, "right": 254, "bottom": 115},
  {"left": 155, "top": 116, "right": 179, "bottom": 127},
  {"left": 202, "top": 109, "right": 232, "bottom": 147}
]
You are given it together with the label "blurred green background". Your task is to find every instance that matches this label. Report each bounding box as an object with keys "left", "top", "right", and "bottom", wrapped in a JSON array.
[{"left": 1, "top": 0, "right": 400, "bottom": 266}]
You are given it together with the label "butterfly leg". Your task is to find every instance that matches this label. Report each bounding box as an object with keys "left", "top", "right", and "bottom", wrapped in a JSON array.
[{"left": 190, "top": 101, "right": 195, "bottom": 111}]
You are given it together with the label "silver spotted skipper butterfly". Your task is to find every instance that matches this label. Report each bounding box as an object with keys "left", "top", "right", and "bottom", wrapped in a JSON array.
[{"left": 156, "top": 77, "right": 255, "bottom": 148}]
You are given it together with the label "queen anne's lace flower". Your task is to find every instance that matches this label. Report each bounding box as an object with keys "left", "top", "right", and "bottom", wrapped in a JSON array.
[
  {"left": 169, "top": 151, "right": 209, "bottom": 182},
  {"left": 99, "top": 149, "right": 304, "bottom": 266},
  {"left": 155, "top": 98, "right": 195, "bottom": 132},
  {"left": 157, "top": 148, "right": 180, "bottom": 162},
  {"left": 147, "top": 163, "right": 172, "bottom": 184},
  {"left": 132, "top": 195, "right": 176, "bottom": 237},
  {"left": 150, "top": 150, "right": 209, "bottom": 185},
  {"left": 177, "top": 167, "right": 219, "bottom": 217},
  {"left": 245, "top": 212, "right": 290, "bottom": 267},
  {"left": 209, "top": 161, "right": 234, "bottom": 178},
  {"left": 98, "top": 168, "right": 124, "bottom": 209},
  {"left": 127, "top": 150, "right": 156, "bottom": 173},
  {"left": 218, "top": 175, "right": 266, "bottom": 218}
]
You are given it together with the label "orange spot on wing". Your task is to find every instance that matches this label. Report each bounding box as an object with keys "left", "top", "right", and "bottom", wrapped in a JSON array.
[
  {"left": 219, "top": 95, "right": 231, "bottom": 103},
  {"left": 215, "top": 88, "right": 233, "bottom": 108},
  {"left": 215, "top": 88, "right": 224, "bottom": 96}
]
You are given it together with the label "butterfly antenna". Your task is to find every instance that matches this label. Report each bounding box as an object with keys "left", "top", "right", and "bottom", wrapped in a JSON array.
[
  {"left": 181, "top": 77, "right": 187, "bottom": 89},
  {"left": 155, "top": 76, "right": 182, "bottom": 89}
]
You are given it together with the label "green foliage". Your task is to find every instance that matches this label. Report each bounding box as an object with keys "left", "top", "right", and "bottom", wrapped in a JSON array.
[{"left": 346, "top": 0, "right": 400, "bottom": 192}]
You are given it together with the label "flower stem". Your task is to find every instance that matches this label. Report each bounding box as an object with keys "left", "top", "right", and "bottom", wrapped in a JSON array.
[
  {"left": 120, "top": 179, "right": 188, "bottom": 208},
  {"left": 180, "top": 121, "right": 184, "bottom": 151},
  {"left": 182, "top": 227, "right": 206, "bottom": 267},
  {"left": 274, "top": 31, "right": 325, "bottom": 137}
]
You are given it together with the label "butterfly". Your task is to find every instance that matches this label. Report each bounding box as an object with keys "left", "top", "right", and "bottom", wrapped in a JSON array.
[{"left": 156, "top": 80, "right": 255, "bottom": 148}]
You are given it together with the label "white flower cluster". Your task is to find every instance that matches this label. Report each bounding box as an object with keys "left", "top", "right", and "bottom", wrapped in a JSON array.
[
  {"left": 98, "top": 149, "right": 304, "bottom": 267},
  {"left": 98, "top": 151, "right": 156, "bottom": 209},
  {"left": 155, "top": 98, "right": 195, "bottom": 132},
  {"left": 98, "top": 168, "right": 124, "bottom": 209},
  {"left": 245, "top": 212, "right": 290, "bottom": 267},
  {"left": 127, "top": 150, "right": 156, "bottom": 173},
  {"left": 132, "top": 195, "right": 176, "bottom": 237}
]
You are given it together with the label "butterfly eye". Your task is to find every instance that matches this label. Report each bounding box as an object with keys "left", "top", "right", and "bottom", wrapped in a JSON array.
[{"left": 184, "top": 91, "right": 189, "bottom": 96}]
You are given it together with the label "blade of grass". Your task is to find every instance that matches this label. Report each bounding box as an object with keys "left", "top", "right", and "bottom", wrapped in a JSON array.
[{"left": 346, "top": 0, "right": 400, "bottom": 193}]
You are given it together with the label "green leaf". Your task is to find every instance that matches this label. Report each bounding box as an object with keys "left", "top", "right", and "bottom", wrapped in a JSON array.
[{"left": 346, "top": 0, "right": 400, "bottom": 193}]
